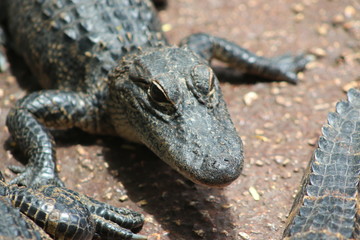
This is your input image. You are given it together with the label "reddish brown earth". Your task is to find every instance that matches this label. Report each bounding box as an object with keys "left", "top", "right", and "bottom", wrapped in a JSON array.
[{"left": 0, "top": 0, "right": 359, "bottom": 239}]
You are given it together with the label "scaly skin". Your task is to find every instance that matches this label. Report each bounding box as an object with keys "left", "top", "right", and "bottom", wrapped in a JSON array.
[
  {"left": 0, "top": 196, "right": 49, "bottom": 240},
  {"left": 1, "top": 0, "right": 310, "bottom": 188},
  {"left": 283, "top": 88, "right": 360, "bottom": 240},
  {"left": 0, "top": 172, "right": 146, "bottom": 240}
]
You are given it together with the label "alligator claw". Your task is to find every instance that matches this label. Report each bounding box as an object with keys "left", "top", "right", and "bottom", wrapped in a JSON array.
[
  {"left": 271, "top": 53, "right": 315, "bottom": 84},
  {"left": 8, "top": 164, "right": 64, "bottom": 188}
]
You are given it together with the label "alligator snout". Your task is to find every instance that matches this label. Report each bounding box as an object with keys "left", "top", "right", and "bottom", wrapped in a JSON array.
[{"left": 198, "top": 155, "right": 243, "bottom": 187}]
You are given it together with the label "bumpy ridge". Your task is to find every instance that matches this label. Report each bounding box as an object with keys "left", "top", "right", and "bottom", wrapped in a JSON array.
[{"left": 284, "top": 88, "right": 360, "bottom": 239}]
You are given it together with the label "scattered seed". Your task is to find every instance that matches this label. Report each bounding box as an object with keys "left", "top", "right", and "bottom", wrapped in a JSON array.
[
  {"left": 313, "top": 103, "right": 331, "bottom": 110},
  {"left": 249, "top": 186, "right": 260, "bottom": 201},
  {"left": 221, "top": 203, "right": 233, "bottom": 209},
  {"left": 309, "top": 47, "right": 327, "bottom": 58},
  {"left": 343, "top": 80, "right": 360, "bottom": 92},
  {"left": 137, "top": 199, "right": 148, "bottom": 206},
  {"left": 255, "top": 135, "right": 270, "bottom": 142},
  {"left": 161, "top": 23, "right": 172, "bottom": 32}
]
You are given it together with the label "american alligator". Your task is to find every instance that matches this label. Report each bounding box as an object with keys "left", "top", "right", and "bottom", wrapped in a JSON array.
[
  {"left": 0, "top": 171, "right": 145, "bottom": 240},
  {"left": 283, "top": 88, "right": 360, "bottom": 240},
  {"left": 0, "top": 0, "right": 310, "bottom": 187},
  {"left": 0, "top": 0, "right": 312, "bottom": 238}
]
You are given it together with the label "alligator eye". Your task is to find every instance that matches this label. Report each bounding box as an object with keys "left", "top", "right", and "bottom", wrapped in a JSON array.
[
  {"left": 149, "top": 81, "right": 173, "bottom": 105},
  {"left": 191, "top": 64, "right": 215, "bottom": 97}
]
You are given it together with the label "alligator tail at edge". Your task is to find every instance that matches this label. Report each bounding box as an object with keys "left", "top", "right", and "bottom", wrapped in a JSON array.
[{"left": 283, "top": 88, "right": 360, "bottom": 240}]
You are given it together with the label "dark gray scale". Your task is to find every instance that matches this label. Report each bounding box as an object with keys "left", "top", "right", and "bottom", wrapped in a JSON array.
[
  {"left": 0, "top": 197, "right": 45, "bottom": 240},
  {"left": 8, "top": 185, "right": 96, "bottom": 240},
  {"left": 283, "top": 88, "right": 360, "bottom": 240}
]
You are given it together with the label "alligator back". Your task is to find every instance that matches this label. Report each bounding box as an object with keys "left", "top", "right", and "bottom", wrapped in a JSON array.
[
  {"left": 3, "top": 0, "right": 166, "bottom": 91},
  {"left": 283, "top": 88, "right": 360, "bottom": 239}
]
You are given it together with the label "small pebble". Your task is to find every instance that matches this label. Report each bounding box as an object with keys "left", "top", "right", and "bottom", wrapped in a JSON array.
[
  {"left": 273, "top": 155, "right": 285, "bottom": 165},
  {"left": 294, "top": 13, "right": 305, "bottom": 22},
  {"left": 332, "top": 14, "right": 345, "bottom": 25},
  {"left": 239, "top": 232, "right": 251, "bottom": 240},
  {"left": 344, "top": 5, "right": 356, "bottom": 18},
  {"left": 119, "top": 194, "right": 129, "bottom": 202},
  {"left": 193, "top": 229, "right": 205, "bottom": 238},
  {"left": 275, "top": 96, "right": 292, "bottom": 107},
  {"left": 76, "top": 145, "right": 87, "bottom": 155},
  {"left": 243, "top": 91, "right": 258, "bottom": 106},
  {"left": 6, "top": 76, "right": 16, "bottom": 85},
  {"left": 271, "top": 87, "right": 280, "bottom": 95},
  {"left": 316, "top": 24, "right": 329, "bottom": 36},
  {"left": 292, "top": 3, "right": 304, "bottom": 13}
]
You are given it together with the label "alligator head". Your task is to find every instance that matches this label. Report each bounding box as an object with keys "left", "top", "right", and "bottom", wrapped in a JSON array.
[{"left": 108, "top": 46, "right": 243, "bottom": 187}]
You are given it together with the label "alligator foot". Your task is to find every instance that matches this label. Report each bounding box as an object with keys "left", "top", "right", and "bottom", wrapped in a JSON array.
[
  {"left": 1, "top": 172, "right": 147, "bottom": 240},
  {"left": 268, "top": 54, "right": 315, "bottom": 84},
  {"left": 181, "top": 33, "right": 314, "bottom": 84},
  {"left": 8, "top": 164, "right": 64, "bottom": 188}
]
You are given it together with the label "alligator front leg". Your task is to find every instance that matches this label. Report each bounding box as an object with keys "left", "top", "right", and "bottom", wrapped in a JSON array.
[
  {"left": 180, "top": 33, "right": 313, "bottom": 84},
  {"left": 6, "top": 90, "right": 103, "bottom": 187}
]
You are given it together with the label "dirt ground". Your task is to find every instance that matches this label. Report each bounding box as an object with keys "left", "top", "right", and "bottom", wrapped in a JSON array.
[{"left": 0, "top": 0, "right": 360, "bottom": 240}]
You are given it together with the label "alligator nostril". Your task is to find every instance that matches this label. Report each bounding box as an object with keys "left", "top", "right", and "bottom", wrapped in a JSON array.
[{"left": 199, "top": 155, "right": 243, "bottom": 186}]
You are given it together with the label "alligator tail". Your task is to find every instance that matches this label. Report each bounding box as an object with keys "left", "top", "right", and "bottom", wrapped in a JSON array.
[{"left": 283, "top": 88, "right": 360, "bottom": 240}]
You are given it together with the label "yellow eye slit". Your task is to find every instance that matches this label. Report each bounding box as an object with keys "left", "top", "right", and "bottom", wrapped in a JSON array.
[{"left": 149, "top": 80, "right": 174, "bottom": 105}]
